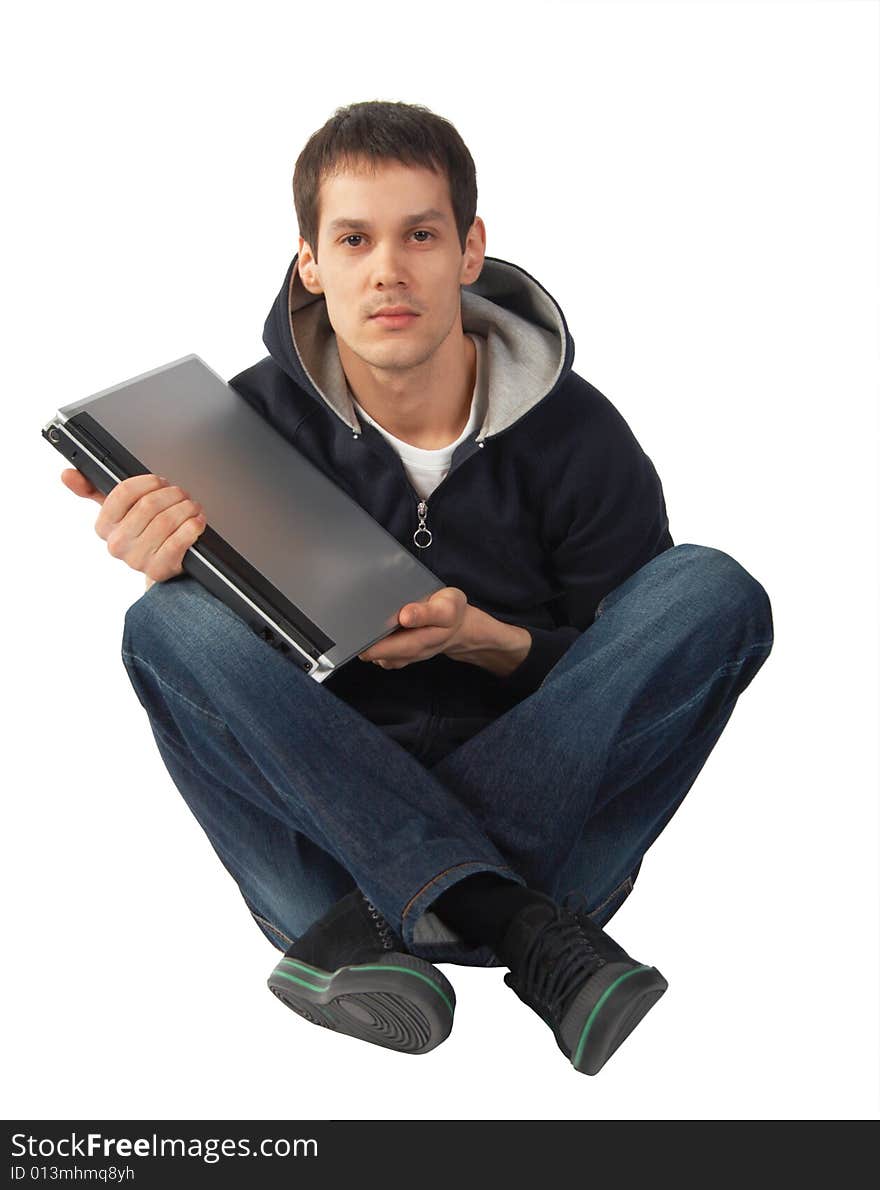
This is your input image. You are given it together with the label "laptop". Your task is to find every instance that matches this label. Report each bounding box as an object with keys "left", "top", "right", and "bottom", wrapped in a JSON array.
[{"left": 42, "top": 354, "right": 447, "bottom": 682}]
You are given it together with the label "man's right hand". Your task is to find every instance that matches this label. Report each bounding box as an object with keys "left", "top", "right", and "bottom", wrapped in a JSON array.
[{"left": 60, "top": 469, "right": 207, "bottom": 585}]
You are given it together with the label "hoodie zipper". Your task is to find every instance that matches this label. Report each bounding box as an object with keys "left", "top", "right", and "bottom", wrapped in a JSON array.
[
  {"left": 357, "top": 424, "right": 486, "bottom": 553},
  {"left": 413, "top": 499, "right": 433, "bottom": 550},
  {"left": 407, "top": 440, "right": 486, "bottom": 551}
]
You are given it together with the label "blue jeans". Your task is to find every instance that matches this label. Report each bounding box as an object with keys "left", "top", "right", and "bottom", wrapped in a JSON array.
[{"left": 119, "top": 543, "right": 773, "bottom": 968}]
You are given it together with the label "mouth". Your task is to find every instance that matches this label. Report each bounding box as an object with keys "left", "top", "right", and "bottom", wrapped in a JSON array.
[{"left": 369, "top": 310, "right": 420, "bottom": 328}]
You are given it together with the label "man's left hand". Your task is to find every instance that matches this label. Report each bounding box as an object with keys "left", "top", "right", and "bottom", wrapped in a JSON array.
[{"left": 358, "top": 587, "right": 470, "bottom": 669}]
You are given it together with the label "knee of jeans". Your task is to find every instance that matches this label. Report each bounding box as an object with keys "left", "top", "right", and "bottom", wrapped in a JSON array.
[
  {"left": 122, "top": 575, "right": 243, "bottom": 665},
  {"left": 677, "top": 544, "right": 774, "bottom": 648}
]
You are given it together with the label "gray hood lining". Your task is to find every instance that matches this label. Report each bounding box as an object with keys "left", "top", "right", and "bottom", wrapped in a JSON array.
[{"left": 287, "top": 258, "right": 566, "bottom": 439}]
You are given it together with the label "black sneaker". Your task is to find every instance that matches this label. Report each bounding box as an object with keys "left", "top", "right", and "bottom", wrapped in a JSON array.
[
  {"left": 267, "top": 889, "right": 455, "bottom": 1055},
  {"left": 500, "top": 892, "right": 668, "bottom": 1075}
]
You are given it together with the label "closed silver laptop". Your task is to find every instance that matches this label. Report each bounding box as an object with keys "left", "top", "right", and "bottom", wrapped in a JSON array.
[{"left": 42, "top": 354, "right": 446, "bottom": 681}]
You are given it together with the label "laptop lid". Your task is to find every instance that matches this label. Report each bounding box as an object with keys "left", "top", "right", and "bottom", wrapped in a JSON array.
[{"left": 43, "top": 354, "right": 446, "bottom": 680}]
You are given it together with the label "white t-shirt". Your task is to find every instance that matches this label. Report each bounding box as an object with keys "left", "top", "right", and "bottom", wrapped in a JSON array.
[{"left": 350, "top": 333, "right": 487, "bottom": 501}]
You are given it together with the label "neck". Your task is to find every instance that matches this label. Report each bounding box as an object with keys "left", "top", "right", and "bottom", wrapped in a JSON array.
[{"left": 339, "top": 326, "right": 477, "bottom": 449}]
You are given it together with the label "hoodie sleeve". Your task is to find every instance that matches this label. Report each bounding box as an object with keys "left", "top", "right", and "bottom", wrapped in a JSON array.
[{"left": 493, "top": 399, "right": 674, "bottom": 702}]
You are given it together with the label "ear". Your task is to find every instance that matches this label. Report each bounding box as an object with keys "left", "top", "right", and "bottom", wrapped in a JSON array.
[
  {"left": 459, "top": 215, "right": 487, "bottom": 287},
  {"left": 297, "top": 236, "right": 324, "bottom": 295}
]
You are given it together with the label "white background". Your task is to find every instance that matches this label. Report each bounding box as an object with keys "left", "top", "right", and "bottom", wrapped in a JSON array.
[{"left": 3, "top": 0, "right": 877, "bottom": 1121}]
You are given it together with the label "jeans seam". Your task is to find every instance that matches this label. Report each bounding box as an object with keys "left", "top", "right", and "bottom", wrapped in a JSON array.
[
  {"left": 616, "top": 641, "right": 774, "bottom": 752},
  {"left": 249, "top": 909, "right": 295, "bottom": 946},
  {"left": 121, "top": 650, "right": 227, "bottom": 728},
  {"left": 589, "top": 874, "right": 634, "bottom": 916}
]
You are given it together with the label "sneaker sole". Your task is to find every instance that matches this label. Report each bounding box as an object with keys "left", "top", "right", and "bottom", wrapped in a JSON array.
[
  {"left": 267, "top": 951, "right": 455, "bottom": 1055},
  {"left": 559, "top": 962, "right": 668, "bottom": 1075}
]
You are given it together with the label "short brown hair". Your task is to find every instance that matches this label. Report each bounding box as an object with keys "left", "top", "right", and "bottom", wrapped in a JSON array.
[{"left": 293, "top": 100, "right": 478, "bottom": 263}]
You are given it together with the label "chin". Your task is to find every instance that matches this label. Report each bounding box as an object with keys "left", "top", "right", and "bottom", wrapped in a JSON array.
[{"left": 354, "top": 342, "right": 409, "bottom": 367}]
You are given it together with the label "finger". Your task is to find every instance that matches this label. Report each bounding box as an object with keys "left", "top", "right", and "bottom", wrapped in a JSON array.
[
  {"left": 61, "top": 468, "right": 105, "bottom": 505},
  {"left": 400, "top": 590, "right": 461, "bottom": 628},
  {"left": 140, "top": 513, "right": 208, "bottom": 582},
  {"left": 107, "top": 495, "right": 205, "bottom": 569},
  {"left": 359, "top": 624, "right": 449, "bottom": 664},
  {"left": 95, "top": 474, "right": 171, "bottom": 539},
  {"left": 111, "top": 484, "right": 202, "bottom": 546}
]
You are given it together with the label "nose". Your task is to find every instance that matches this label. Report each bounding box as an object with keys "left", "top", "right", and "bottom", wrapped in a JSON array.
[{"left": 369, "top": 239, "right": 412, "bottom": 290}]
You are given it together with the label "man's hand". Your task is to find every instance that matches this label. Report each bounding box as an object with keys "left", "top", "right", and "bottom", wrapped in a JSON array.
[
  {"left": 358, "top": 587, "right": 533, "bottom": 677},
  {"left": 60, "top": 468, "right": 207, "bottom": 583},
  {"left": 358, "top": 587, "right": 469, "bottom": 669}
]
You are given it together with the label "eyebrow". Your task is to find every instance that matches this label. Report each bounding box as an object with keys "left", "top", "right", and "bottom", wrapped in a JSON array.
[{"left": 327, "top": 208, "right": 449, "bottom": 233}]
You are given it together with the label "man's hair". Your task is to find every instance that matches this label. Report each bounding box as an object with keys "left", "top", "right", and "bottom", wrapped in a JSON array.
[{"left": 293, "top": 100, "right": 478, "bottom": 263}]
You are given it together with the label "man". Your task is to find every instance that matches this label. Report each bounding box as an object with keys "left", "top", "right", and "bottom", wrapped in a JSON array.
[{"left": 62, "top": 100, "right": 774, "bottom": 1076}]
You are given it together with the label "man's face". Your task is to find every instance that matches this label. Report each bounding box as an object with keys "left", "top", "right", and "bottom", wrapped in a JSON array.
[{"left": 297, "top": 159, "right": 485, "bottom": 374}]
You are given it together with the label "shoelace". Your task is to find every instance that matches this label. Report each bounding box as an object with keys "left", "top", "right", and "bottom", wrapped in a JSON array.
[
  {"left": 513, "top": 906, "right": 605, "bottom": 1020},
  {"left": 362, "top": 895, "right": 395, "bottom": 951}
]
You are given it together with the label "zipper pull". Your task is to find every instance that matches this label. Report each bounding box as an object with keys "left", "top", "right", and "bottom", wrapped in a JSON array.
[{"left": 413, "top": 499, "right": 433, "bottom": 549}]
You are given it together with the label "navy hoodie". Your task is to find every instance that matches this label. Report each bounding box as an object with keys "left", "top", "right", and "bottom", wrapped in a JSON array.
[{"left": 227, "top": 253, "right": 674, "bottom": 758}]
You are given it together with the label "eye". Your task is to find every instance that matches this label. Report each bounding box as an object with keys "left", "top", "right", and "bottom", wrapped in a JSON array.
[{"left": 339, "top": 230, "right": 435, "bottom": 248}]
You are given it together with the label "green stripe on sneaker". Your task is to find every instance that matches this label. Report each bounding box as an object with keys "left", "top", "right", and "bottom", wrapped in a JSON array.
[
  {"left": 278, "top": 959, "right": 332, "bottom": 983},
  {"left": 273, "top": 958, "right": 453, "bottom": 1016},
  {"left": 572, "top": 965, "right": 652, "bottom": 1069},
  {"left": 272, "top": 968, "right": 335, "bottom": 994}
]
